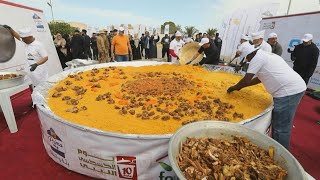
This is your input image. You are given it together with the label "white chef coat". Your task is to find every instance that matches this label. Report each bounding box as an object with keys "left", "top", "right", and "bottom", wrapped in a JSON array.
[
  {"left": 256, "top": 41, "right": 272, "bottom": 53},
  {"left": 238, "top": 41, "right": 253, "bottom": 60},
  {"left": 247, "top": 50, "right": 306, "bottom": 97},
  {"left": 24, "top": 40, "right": 48, "bottom": 86},
  {"left": 169, "top": 39, "right": 185, "bottom": 64}
]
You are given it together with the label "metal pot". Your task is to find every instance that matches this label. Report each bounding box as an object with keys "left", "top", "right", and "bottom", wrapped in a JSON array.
[
  {"left": 168, "top": 121, "right": 307, "bottom": 180},
  {"left": 0, "top": 25, "right": 16, "bottom": 63}
]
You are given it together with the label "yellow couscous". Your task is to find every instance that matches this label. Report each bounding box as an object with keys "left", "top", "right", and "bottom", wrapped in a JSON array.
[{"left": 47, "top": 64, "right": 272, "bottom": 134}]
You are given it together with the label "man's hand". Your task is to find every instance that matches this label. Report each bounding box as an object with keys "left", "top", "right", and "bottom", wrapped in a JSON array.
[
  {"left": 30, "top": 63, "right": 38, "bottom": 72},
  {"left": 227, "top": 86, "right": 239, "bottom": 94}
]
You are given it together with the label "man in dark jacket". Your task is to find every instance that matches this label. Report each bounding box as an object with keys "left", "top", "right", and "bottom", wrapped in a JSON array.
[
  {"left": 81, "top": 29, "right": 92, "bottom": 59},
  {"left": 161, "top": 34, "right": 171, "bottom": 62},
  {"left": 189, "top": 38, "right": 219, "bottom": 65},
  {"left": 292, "top": 34, "right": 319, "bottom": 85},
  {"left": 140, "top": 33, "right": 145, "bottom": 57},
  {"left": 91, "top": 33, "right": 98, "bottom": 60},
  {"left": 70, "top": 30, "right": 85, "bottom": 59},
  {"left": 214, "top": 33, "right": 222, "bottom": 58}
]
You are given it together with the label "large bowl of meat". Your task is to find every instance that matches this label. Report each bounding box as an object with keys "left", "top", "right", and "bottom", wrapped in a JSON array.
[
  {"left": 168, "top": 121, "right": 306, "bottom": 180},
  {"left": 0, "top": 72, "right": 26, "bottom": 90}
]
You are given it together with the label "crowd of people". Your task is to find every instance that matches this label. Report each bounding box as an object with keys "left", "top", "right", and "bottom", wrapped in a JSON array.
[{"left": 52, "top": 28, "right": 224, "bottom": 68}]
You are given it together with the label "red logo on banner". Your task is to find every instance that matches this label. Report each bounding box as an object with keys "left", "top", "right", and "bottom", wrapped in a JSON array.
[{"left": 116, "top": 156, "right": 137, "bottom": 180}]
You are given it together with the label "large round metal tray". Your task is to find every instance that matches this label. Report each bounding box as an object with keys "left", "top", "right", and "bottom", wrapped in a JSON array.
[
  {"left": 0, "top": 71, "right": 26, "bottom": 90},
  {"left": 168, "top": 121, "right": 306, "bottom": 180}
]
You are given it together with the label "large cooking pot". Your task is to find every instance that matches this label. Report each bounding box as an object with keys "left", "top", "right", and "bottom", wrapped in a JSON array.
[
  {"left": 168, "top": 121, "right": 307, "bottom": 180},
  {"left": 0, "top": 25, "right": 16, "bottom": 63}
]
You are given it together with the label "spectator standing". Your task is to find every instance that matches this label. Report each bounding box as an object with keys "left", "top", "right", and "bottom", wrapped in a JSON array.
[
  {"left": 91, "top": 33, "right": 98, "bottom": 60},
  {"left": 214, "top": 33, "right": 222, "bottom": 58},
  {"left": 140, "top": 33, "right": 145, "bottom": 57},
  {"left": 53, "top": 33, "right": 67, "bottom": 68},
  {"left": 81, "top": 29, "right": 92, "bottom": 59},
  {"left": 70, "top": 30, "right": 85, "bottom": 59},
  {"left": 62, "top": 34, "right": 72, "bottom": 62},
  {"left": 292, "top": 34, "right": 319, "bottom": 85},
  {"left": 195, "top": 34, "right": 201, "bottom": 42},
  {"left": 101, "top": 29, "right": 110, "bottom": 62},
  {"left": 150, "top": 33, "right": 160, "bottom": 58},
  {"left": 161, "top": 34, "right": 171, "bottom": 62},
  {"left": 144, "top": 31, "right": 151, "bottom": 59},
  {"left": 131, "top": 34, "right": 142, "bottom": 60},
  {"left": 96, "top": 31, "right": 107, "bottom": 63},
  {"left": 111, "top": 27, "right": 132, "bottom": 62}
]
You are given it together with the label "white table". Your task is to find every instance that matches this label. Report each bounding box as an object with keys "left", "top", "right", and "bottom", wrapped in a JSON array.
[{"left": 0, "top": 81, "right": 31, "bottom": 133}]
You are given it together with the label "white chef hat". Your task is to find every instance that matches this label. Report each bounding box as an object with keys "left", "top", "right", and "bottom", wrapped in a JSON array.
[
  {"left": 268, "top": 33, "right": 277, "bottom": 39},
  {"left": 241, "top": 45, "right": 259, "bottom": 58},
  {"left": 251, "top": 30, "right": 265, "bottom": 40},
  {"left": 175, "top": 31, "right": 182, "bottom": 37},
  {"left": 240, "top": 34, "right": 249, "bottom": 41},
  {"left": 18, "top": 27, "right": 33, "bottom": 38}
]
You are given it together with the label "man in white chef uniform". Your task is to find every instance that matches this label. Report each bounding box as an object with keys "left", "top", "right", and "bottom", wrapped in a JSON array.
[
  {"left": 169, "top": 31, "right": 185, "bottom": 64},
  {"left": 6, "top": 26, "right": 49, "bottom": 87},
  {"left": 251, "top": 30, "right": 272, "bottom": 53}
]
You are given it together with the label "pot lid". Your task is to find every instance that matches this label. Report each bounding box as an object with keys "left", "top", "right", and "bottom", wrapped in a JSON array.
[{"left": 0, "top": 26, "right": 16, "bottom": 63}]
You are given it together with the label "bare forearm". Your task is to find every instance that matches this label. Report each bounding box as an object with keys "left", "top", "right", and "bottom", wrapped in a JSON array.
[
  {"left": 249, "top": 77, "right": 261, "bottom": 86},
  {"left": 9, "top": 29, "right": 21, "bottom": 40},
  {"left": 191, "top": 53, "right": 200, "bottom": 61},
  {"left": 36, "top": 57, "right": 48, "bottom": 65},
  {"left": 111, "top": 45, "right": 115, "bottom": 56}
]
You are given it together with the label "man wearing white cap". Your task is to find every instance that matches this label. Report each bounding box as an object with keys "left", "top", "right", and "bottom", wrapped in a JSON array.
[
  {"left": 235, "top": 34, "right": 252, "bottom": 60},
  {"left": 188, "top": 37, "right": 219, "bottom": 65},
  {"left": 227, "top": 46, "right": 306, "bottom": 149},
  {"left": 4, "top": 26, "right": 49, "bottom": 87},
  {"left": 291, "top": 33, "right": 319, "bottom": 85},
  {"left": 169, "top": 31, "right": 185, "bottom": 64},
  {"left": 267, "top": 33, "right": 283, "bottom": 56},
  {"left": 251, "top": 30, "right": 272, "bottom": 53}
]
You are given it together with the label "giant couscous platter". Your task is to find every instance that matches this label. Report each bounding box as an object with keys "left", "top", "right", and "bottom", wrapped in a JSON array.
[{"left": 47, "top": 64, "right": 272, "bottom": 135}]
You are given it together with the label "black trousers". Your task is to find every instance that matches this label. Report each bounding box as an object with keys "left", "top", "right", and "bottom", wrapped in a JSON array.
[
  {"left": 162, "top": 48, "right": 170, "bottom": 62},
  {"left": 92, "top": 47, "right": 98, "bottom": 60},
  {"left": 84, "top": 47, "right": 92, "bottom": 59},
  {"left": 293, "top": 67, "right": 312, "bottom": 85},
  {"left": 145, "top": 48, "right": 150, "bottom": 59}
]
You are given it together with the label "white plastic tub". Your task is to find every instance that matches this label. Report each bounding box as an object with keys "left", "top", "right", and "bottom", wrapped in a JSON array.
[{"left": 32, "top": 61, "right": 273, "bottom": 179}]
